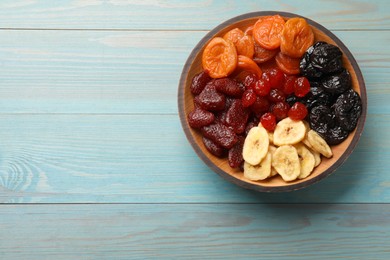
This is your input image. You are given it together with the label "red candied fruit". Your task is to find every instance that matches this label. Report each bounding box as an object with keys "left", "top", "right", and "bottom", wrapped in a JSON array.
[
  {"left": 294, "top": 77, "right": 311, "bottom": 97},
  {"left": 243, "top": 73, "right": 258, "bottom": 90},
  {"left": 241, "top": 89, "right": 257, "bottom": 107},
  {"left": 271, "top": 101, "right": 290, "bottom": 121},
  {"left": 251, "top": 96, "right": 270, "bottom": 116},
  {"left": 253, "top": 78, "right": 271, "bottom": 97},
  {"left": 263, "top": 68, "right": 285, "bottom": 90},
  {"left": 260, "top": 112, "right": 277, "bottom": 131},
  {"left": 268, "top": 88, "right": 286, "bottom": 103},
  {"left": 282, "top": 75, "right": 296, "bottom": 95},
  {"left": 288, "top": 102, "right": 308, "bottom": 120},
  {"left": 190, "top": 70, "right": 211, "bottom": 95}
]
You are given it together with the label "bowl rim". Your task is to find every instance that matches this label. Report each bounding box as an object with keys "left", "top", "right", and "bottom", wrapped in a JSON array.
[{"left": 178, "top": 11, "right": 367, "bottom": 192}]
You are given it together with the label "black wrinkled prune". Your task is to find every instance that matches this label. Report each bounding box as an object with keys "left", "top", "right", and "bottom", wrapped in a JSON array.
[
  {"left": 333, "top": 89, "right": 362, "bottom": 132},
  {"left": 286, "top": 95, "right": 301, "bottom": 107},
  {"left": 321, "top": 69, "right": 351, "bottom": 95},
  {"left": 304, "top": 82, "right": 334, "bottom": 110},
  {"left": 325, "top": 125, "right": 349, "bottom": 145},
  {"left": 309, "top": 105, "right": 335, "bottom": 136},
  {"left": 300, "top": 41, "right": 343, "bottom": 79}
]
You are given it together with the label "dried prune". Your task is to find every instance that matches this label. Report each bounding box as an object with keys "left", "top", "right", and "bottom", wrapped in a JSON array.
[
  {"left": 304, "top": 83, "right": 334, "bottom": 110},
  {"left": 202, "top": 137, "right": 226, "bottom": 157},
  {"left": 195, "top": 84, "right": 226, "bottom": 111},
  {"left": 214, "top": 78, "right": 244, "bottom": 97},
  {"left": 201, "top": 123, "right": 238, "bottom": 149},
  {"left": 191, "top": 71, "right": 211, "bottom": 95},
  {"left": 333, "top": 89, "right": 362, "bottom": 132},
  {"left": 187, "top": 107, "right": 215, "bottom": 128},
  {"left": 325, "top": 125, "right": 349, "bottom": 145},
  {"left": 309, "top": 105, "right": 334, "bottom": 136},
  {"left": 225, "top": 99, "right": 250, "bottom": 134},
  {"left": 228, "top": 136, "right": 245, "bottom": 168},
  {"left": 321, "top": 69, "right": 351, "bottom": 95},
  {"left": 300, "top": 41, "right": 343, "bottom": 78}
]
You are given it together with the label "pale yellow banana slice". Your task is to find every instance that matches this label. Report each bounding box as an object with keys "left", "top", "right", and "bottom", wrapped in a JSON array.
[
  {"left": 268, "top": 131, "right": 274, "bottom": 145},
  {"left": 272, "top": 145, "right": 300, "bottom": 181},
  {"left": 308, "top": 146, "right": 321, "bottom": 167},
  {"left": 244, "top": 152, "right": 272, "bottom": 181},
  {"left": 295, "top": 143, "right": 315, "bottom": 179},
  {"left": 307, "top": 130, "right": 333, "bottom": 158},
  {"left": 243, "top": 126, "right": 269, "bottom": 165},
  {"left": 273, "top": 118, "right": 306, "bottom": 146},
  {"left": 268, "top": 145, "right": 278, "bottom": 177}
]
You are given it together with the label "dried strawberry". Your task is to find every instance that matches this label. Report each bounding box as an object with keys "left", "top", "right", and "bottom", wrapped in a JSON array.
[
  {"left": 251, "top": 96, "right": 270, "bottom": 116},
  {"left": 245, "top": 115, "right": 260, "bottom": 136},
  {"left": 215, "top": 97, "right": 234, "bottom": 124},
  {"left": 214, "top": 78, "right": 244, "bottom": 97},
  {"left": 201, "top": 123, "right": 238, "bottom": 149},
  {"left": 228, "top": 136, "right": 244, "bottom": 168},
  {"left": 187, "top": 107, "right": 215, "bottom": 128},
  {"left": 225, "top": 99, "right": 249, "bottom": 134},
  {"left": 202, "top": 137, "right": 226, "bottom": 157},
  {"left": 195, "top": 84, "right": 226, "bottom": 111},
  {"left": 190, "top": 70, "right": 212, "bottom": 95}
]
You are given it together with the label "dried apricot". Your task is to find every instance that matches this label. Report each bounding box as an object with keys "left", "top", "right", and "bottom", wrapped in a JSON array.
[
  {"left": 202, "top": 37, "right": 238, "bottom": 78},
  {"left": 275, "top": 52, "right": 301, "bottom": 75},
  {"left": 237, "top": 55, "right": 263, "bottom": 79},
  {"left": 223, "top": 28, "right": 254, "bottom": 58},
  {"left": 253, "top": 15, "right": 285, "bottom": 50},
  {"left": 280, "top": 17, "right": 314, "bottom": 58},
  {"left": 223, "top": 28, "right": 245, "bottom": 45},
  {"left": 244, "top": 25, "right": 254, "bottom": 36},
  {"left": 253, "top": 43, "right": 278, "bottom": 64}
]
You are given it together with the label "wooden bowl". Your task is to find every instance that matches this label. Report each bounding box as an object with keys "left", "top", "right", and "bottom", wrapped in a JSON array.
[{"left": 178, "top": 11, "right": 367, "bottom": 192}]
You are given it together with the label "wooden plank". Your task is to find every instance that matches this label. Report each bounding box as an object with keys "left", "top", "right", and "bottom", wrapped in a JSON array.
[
  {"left": 0, "top": 0, "right": 388, "bottom": 30},
  {"left": 0, "top": 30, "right": 388, "bottom": 114},
  {"left": 0, "top": 113, "right": 385, "bottom": 203},
  {"left": 1, "top": 204, "right": 390, "bottom": 259}
]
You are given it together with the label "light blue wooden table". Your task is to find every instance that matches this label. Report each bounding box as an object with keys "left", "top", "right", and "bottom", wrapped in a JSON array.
[{"left": 0, "top": 1, "right": 389, "bottom": 258}]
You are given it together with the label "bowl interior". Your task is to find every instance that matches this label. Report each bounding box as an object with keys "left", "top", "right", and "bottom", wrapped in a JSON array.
[{"left": 179, "top": 12, "right": 366, "bottom": 192}]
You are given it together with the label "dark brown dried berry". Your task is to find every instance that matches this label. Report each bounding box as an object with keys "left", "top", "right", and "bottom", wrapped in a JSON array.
[
  {"left": 214, "top": 78, "right": 245, "bottom": 97},
  {"left": 300, "top": 41, "right": 343, "bottom": 78},
  {"left": 190, "top": 71, "right": 212, "bottom": 95},
  {"left": 215, "top": 97, "right": 235, "bottom": 125},
  {"left": 195, "top": 84, "right": 226, "bottom": 111},
  {"left": 225, "top": 99, "right": 250, "bottom": 134},
  {"left": 228, "top": 136, "right": 244, "bottom": 168},
  {"left": 202, "top": 137, "right": 226, "bottom": 157},
  {"left": 321, "top": 69, "right": 351, "bottom": 95},
  {"left": 325, "top": 125, "right": 349, "bottom": 145},
  {"left": 309, "top": 105, "right": 334, "bottom": 136},
  {"left": 333, "top": 89, "right": 362, "bottom": 132},
  {"left": 201, "top": 123, "right": 238, "bottom": 149},
  {"left": 187, "top": 107, "right": 215, "bottom": 128}
]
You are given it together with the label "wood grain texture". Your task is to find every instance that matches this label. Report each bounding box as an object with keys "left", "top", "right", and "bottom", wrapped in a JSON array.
[
  {"left": 0, "top": 0, "right": 388, "bottom": 30},
  {"left": 1, "top": 204, "right": 390, "bottom": 259},
  {"left": 0, "top": 30, "right": 388, "bottom": 114},
  {"left": 0, "top": 113, "right": 386, "bottom": 203}
]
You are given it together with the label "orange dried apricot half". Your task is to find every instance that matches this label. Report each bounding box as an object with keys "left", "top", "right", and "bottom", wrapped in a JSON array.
[
  {"left": 280, "top": 17, "right": 314, "bottom": 58},
  {"left": 253, "top": 15, "right": 285, "bottom": 50},
  {"left": 202, "top": 37, "right": 238, "bottom": 78}
]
